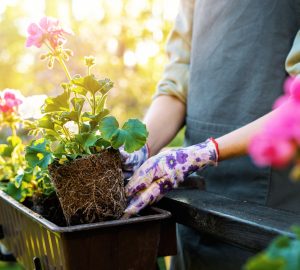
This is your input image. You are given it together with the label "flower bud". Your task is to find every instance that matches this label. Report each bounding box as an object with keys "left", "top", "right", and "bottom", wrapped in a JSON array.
[
  {"left": 84, "top": 56, "right": 95, "bottom": 67},
  {"left": 57, "top": 39, "right": 64, "bottom": 46},
  {"left": 62, "top": 52, "right": 69, "bottom": 61},
  {"left": 40, "top": 53, "right": 48, "bottom": 60},
  {"left": 64, "top": 49, "right": 73, "bottom": 57},
  {"left": 48, "top": 58, "right": 54, "bottom": 69}
]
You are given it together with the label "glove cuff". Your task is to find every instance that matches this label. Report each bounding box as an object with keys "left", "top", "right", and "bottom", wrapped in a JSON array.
[{"left": 209, "top": 137, "right": 219, "bottom": 162}]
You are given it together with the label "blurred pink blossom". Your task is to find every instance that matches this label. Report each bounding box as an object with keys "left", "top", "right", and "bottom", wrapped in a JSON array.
[
  {"left": 26, "top": 16, "right": 72, "bottom": 49},
  {"left": 290, "top": 76, "right": 300, "bottom": 102},
  {"left": 249, "top": 76, "right": 300, "bottom": 169},
  {"left": 249, "top": 134, "right": 296, "bottom": 167},
  {"left": 0, "top": 89, "right": 23, "bottom": 113},
  {"left": 26, "top": 23, "right": 44, "bottom": 48}
]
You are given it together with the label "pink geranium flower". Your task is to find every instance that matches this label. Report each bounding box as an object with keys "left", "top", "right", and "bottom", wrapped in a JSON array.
[
  {"left": 290, "top": 76, "right": 300, "bottom": 102},
  {"left": 0, "top": 89, "right": 23, "bottom": 113},
  {"left": 249, "top": 76, "right": 300, "bottom": 170},
  {"left": 26, "top": 16, "right": 72, "bottom": 49},
  {"left": 249, "top": 134, "right": 296, "bottom": 168}
]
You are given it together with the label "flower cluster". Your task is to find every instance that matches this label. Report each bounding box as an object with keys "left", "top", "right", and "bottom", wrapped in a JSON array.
[
  {"left": 26, "top": 17, "right": 73, "bottom": 71},
  {"left": 249, "top": 76, "right": 300, "bottom": 174},
  {"left": 26, "top": 17, "right": 72, "bottom": 49},
  {"left": 0, "top": 89, "right": 23, "bottom": 114}
]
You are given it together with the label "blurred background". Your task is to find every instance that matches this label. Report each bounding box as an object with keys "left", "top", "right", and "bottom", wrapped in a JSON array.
[{"left": 0, "top": 0, "right": 180, "bottom": 122}]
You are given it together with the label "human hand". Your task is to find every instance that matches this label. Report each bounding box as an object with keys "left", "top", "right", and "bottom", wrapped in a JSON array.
[
  {"left": 120, "top": 144, "right": 149, "bottom": 180},
  {"left": 123, "top": 138, "right": 219, "bottom": 216}
]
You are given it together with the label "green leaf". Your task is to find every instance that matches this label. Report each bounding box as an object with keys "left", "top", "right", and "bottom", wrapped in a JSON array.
[
  {"left": 292, "top": 226, "right": 300, "bottom": 240},
  {"left": 25, "top": 139, "right": 53, "bottom": 169},
  {"left": 0, "top": 144, "right": 14, "bottom": 157},
  {"left": 99, "top": 116, "right": 148, "bottom": 153},
  {"left": 50, "top": 141, "right": 65, "bottom": 156},
  {"left": 80, "top": 123, "right": 91, "bottom": 133},
  {"left": 96, "top": 94, "right": 108, "bottom": 114},
  {"left": 42, "top": 91, "right": 69, "bottom": 113},
  {"left": 64, "top": 142, "right": 80, "bottom": 155},
  {"left": 82, "top": 109, "right": 110, "bottom": 130},
  {"left": 98, "top": 78, "right": 114, "bottom": 94},
  {"left": 245, "top": 253, "right": 285, "bottom": 270},
  {"left": 99, "top": 116, "right": 119, "bottom": 141},
  {"left": 72, "top": 75, "right": 102, "bottom": 95},
  {"left": 75, "top": 133, "right": 100, "bottom": 154},
  {"left": 44, "top": 129, "right": 61, "bottom": 141},
  {"left": 71, "top": 97, "right": 85, "bottom": 113},
  {"left": 59, "top": 111, "right": 79, "bottom": 122},
  {"left": 5, "top": 182, "right": 26, "bottom": 202},
  {"left": 244, "top": 227, "right": 300, "bottom": 270},
  {"left": 37, "top": 114, "right": 55, "bottom": 129},
  {"left": 7, "top": 136, "right": 22, "bottom": 147},
  {"left": 72, "top": 86, "right": 87, "bottom": 96},
  {"left": 95, "top": 138, "right": 111, "bottom": 149},
  {"left": 15, "top": 170, "right": 33, "bottom": 188},
  {"left": 0, "top": 136, "right": 22, "bottom": 157}
]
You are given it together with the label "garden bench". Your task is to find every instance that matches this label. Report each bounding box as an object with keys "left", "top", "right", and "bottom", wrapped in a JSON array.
[{"left": 158, "top": 177, "right": 300, "bottom": 254}]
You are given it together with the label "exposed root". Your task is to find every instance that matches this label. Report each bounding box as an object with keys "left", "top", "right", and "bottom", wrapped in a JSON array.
[{"left": 48, "top": 148, "right": 126, "bottom": 225}]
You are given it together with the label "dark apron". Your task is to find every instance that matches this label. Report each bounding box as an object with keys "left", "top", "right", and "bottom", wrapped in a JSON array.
[{"left": 171, "top": 0, "right": 300, "bottom": 269}]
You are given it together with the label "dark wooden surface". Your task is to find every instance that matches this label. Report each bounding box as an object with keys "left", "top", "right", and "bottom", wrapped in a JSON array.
[{"left": 158, "top": 189, "right": 300, "bottom": 252}]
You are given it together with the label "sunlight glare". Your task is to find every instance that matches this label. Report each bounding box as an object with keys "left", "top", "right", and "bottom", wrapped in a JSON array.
[
  {"left": 124, "top": 50, "right": 137, "bottom": 67},
  {"left": 73, "top": 0, "right": 104, "bottom": 21}
]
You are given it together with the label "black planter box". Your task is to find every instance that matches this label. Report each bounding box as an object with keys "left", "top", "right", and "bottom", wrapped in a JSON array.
[{"left": 0, "top": 191, "right": 176, "bottom": 270}]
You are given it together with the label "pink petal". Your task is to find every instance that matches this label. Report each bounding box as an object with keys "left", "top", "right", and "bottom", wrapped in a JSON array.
[
  {"left": 4, "top": 92, "right": 16, "bottom": 99},
  {"left": 290, "top": 77, "right": 300, "bottom": 102},
  {"left": 39, "top": 16, "right": 59, "bottom": 31},
  {"left": 284, "top": 76, "right": 295, "bottom": 95},
  {"left": 27, "top": 23, "right": 42, "bottom": 35},
  {"left": 273, "top": 95, "right": 290, "bottom": 109}
]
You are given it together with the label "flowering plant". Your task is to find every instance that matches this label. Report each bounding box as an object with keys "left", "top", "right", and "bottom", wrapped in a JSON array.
[
  {"left": 249, "top": 76, "right": 300, "bottom": 178},
  {"left": 0, "top": 89, "right": 53, "bottom": 202},
  {"left": 0, "top": 89, "right": 24, "bottom": 181},
  {"left": 25, "top": 17, "right": 148, "bottom": 167}
]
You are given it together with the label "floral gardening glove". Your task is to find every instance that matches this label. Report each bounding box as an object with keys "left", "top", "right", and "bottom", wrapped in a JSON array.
[
  {"left": 120, "top": 144, "right": 149, "bottom": 180},
  {"left": 124, "top": 138, "right": 219, "bottom": 217}
]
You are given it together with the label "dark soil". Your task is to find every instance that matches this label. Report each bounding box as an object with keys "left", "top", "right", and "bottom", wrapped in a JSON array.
[
  {"left": 48, "top": 148, "right": 126, "bottom": 225},
  {"left": 30, "top": 192, "right": 67, "bottom": 226}
]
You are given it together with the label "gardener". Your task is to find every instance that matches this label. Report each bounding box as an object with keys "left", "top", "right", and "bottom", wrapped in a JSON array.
[{"left": 121, "top": 0, "right": 300, "bottom": 269}]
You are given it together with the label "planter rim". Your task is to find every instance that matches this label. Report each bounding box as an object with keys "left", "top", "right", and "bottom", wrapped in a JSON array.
[{"left": 0, "top": 190, "right": 171, "bottom": 233}]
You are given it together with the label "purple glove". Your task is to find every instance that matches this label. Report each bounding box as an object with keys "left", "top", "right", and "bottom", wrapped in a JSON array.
[
  {"left": 124, "top": 138, "right": 219, "bottom": 217},
  {"left": 120, "top": 144, "right": 149, "bottom": 179}
]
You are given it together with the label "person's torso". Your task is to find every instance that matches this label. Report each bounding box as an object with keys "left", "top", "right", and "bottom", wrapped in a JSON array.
[{"left": 185, "top": 0, "right": 300, "bottom": 211}]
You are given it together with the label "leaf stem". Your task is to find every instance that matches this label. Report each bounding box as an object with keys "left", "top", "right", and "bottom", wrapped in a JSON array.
[{"left": 92, "top": 93, "right": 96, "bottom": 115}]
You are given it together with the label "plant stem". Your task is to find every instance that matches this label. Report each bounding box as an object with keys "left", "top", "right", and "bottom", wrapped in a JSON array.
[
  {"left": 62, "top": 126, "right": 71, "bottom": 140},
  {"left": 92, "top": 93, "right": 96, "bottom": 115},
  {"left": 10, "top": 124, "right": 16, "bottom": 137},
  {"left": 58, "top": 57, "right": 72, "bottom": 81}
]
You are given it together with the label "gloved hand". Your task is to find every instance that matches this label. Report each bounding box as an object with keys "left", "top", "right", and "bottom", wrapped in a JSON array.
[
  {"left": 124, "top": 138, "right": 219, "bottom": 217},
  {"left": 120, "top": 144, "right": 149, "bottom": 180}
]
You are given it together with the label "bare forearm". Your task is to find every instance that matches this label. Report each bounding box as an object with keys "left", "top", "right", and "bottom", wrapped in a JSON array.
[
  {"left": 216, "top": 102, "right": 289, "bottom": 161},
  {"left": 144, "top": 95, "right": 186, "bottom": 156}
]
